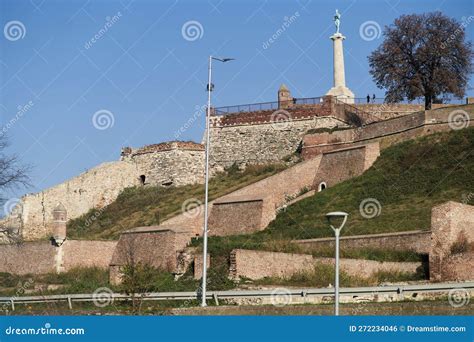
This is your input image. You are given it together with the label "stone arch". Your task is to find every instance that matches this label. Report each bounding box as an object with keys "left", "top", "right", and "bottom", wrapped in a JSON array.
[{"left": 318, "top": 182, "right": 327, "bottom": 192}]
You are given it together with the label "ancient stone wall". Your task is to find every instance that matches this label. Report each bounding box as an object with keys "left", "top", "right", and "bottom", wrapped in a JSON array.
[
  {"left": 229, "top": 249, "right": 421, "bottom": 280},
  {"left": 429, "top": 202, "right": 474, "bottom": 281},
  {"left": 0, "top": 239, "right": 117, "bottom": 275},
  {"left": 294, "top": 230, "right": 431, "bottom": 254},
  {"left": 313, "top": 143, "right": 379, "bottom": 190},
  {"left": 5, "top": 161, "right": 140, "bottom": 241},
  {"left": 121, "top": 141, "right": 205, "bottom": 187},
  {"left": 109, "top": 226, "right": 193, "bottom": 285},
  {"left": 3, "top": 141, "right": 206, "bottom": 242},
  {"left": 0, "top": 241, "right": 57, "bottom": 275},
  {"left": 208, "top": 197, "right": 265, "bottom": 236},
  {"left": 210, "top": 112, "right": 347, "bottom": 172},
  {"left": 61, "top": 240, "right": 117, "bottom": 272}
]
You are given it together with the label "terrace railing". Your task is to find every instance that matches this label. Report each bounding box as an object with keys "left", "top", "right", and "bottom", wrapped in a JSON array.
[{"left": 213, "top": 96, "right": 323, "bottom": 115}]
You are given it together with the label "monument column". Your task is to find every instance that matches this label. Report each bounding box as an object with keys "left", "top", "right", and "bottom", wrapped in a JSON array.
[
  {"left": 332, "top": 33, "right": 346, "bottom": 89},
  {"left": 325, "top": 10, "right": 355, "bottom": 103}
]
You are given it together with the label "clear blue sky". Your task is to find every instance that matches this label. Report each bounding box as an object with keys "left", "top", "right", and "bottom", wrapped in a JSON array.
[{"left": 0, "top": 0, "right": 473, "bottom": 199}]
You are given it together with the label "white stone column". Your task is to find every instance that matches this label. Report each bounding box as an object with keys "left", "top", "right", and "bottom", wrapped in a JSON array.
[
  {"left": 326, "top": 33, "right": 354, "bottom": 103},
  {"left": 332, "top": 34, "right": 346, "bottom": 88}
]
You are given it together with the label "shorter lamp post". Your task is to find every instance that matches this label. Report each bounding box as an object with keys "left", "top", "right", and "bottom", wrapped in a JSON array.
[{"left": 325, "top": 211, "right": 348, "bottom": 316}]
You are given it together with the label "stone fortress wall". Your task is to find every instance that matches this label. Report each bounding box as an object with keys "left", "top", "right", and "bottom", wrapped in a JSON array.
[
  {"left": 120, "top": 141, "right": 205, "bottom": 187},
  {"left": 3, "top": 161, "right": 140, "bottom": 241},
  {"left": 1, "top": 142, "right": 206, "bottom": 242}
]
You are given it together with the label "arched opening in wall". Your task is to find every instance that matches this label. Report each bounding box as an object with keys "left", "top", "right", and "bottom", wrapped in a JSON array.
[
  {"left": 139, "top": 175, "right": 146, "bottom": 185},
  {"left": 318, "top": 182, "right": 327, "bottom": 192}
]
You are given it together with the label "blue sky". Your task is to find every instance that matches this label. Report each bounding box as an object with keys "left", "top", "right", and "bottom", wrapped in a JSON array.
[{"left": 0, "top": 0, "right": 473, "bottom": 200}]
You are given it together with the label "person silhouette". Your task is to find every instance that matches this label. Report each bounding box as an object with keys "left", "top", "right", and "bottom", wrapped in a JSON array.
[
  {"left": 372, "top": 94, "right": 376, "bottom": 103},
  {"left": 366, "top": 94, "right": 370, "bottom": 103}
]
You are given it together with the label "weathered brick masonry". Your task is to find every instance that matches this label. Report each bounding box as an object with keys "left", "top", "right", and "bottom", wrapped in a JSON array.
[
  {"left": 0, "top": 239, "right": 117, "bottom": 275},
  {"left": 229, "top": 249, "right": 421, "bottom": 280},
  {"left": 109, "top": 226, "right": 193, "bottom": 285},
  {"left": 293, "top": 230, "right": 432, "bottom": 254}
]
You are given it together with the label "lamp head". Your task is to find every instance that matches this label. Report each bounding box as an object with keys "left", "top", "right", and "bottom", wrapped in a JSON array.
[
  {"left": 325, "top": 211, "right": 349, "bottom": 231},
  {"left": 212, "top": 56, "right": 235, "bottom": 63}
]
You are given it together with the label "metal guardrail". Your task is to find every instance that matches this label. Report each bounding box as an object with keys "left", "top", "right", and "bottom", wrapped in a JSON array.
[
  {"left": 214, "top": 97, "right": 323, "bottom": 115},
  {"left": 1, "top": 282, "right": 472, "bottom": 310}
]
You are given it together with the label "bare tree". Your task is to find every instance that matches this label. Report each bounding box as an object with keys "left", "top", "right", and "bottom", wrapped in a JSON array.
[
  {"left": 0, "top": 134, "right": 30, "bottom": 202},
  {"left": 369, "top": 12, "right": 473, "bottom": 109}
]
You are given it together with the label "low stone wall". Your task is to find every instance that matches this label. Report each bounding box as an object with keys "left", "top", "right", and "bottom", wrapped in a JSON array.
[
  {"left": 0, "top": 241, "right": 57, "bottom": 275},
  {"left": 229, "top": 249, "right": 421, "bottom": 280},
  {"left": 0, "top": 239, "right": 118, "bottom": 275},
  {"left": 439, "top": 252, "right": 474, "bottom": 281},
  {"left": 229, "top": 249, "right": 314, "bottom": 280},
  {"left": 294, "top": 230, "right": 432, "bottom": 254},
  {"left": 61, "top": 240, "right": 117, "bottom": 272},
  {"left": 109, "top": 226, "right": 193, "bottom": 285},
  {"left": 429, "top": 202, "right": 474, "bottom": 281}
]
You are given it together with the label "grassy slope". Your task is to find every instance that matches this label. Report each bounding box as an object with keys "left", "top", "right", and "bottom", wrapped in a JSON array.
[
  {"left": 67, "top": 164, "right": 287, "bottom": 240},
  {"left": 196, "top": 127, "right": 474, "bottom": 263}
]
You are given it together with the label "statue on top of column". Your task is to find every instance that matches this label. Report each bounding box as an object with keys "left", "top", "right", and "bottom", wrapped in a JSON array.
[{"left": 334, "top": 9, "right": 341, "bottom": 34}]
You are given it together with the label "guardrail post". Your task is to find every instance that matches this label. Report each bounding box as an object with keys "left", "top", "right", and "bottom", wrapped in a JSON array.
[
  {"left": 10, "top": 299, "right": 14, "bottom": 311},
  {"left": 67, "top": 296, "right": 72, "bottom": 310},
  {"left": 213, "top": 293, "right": 219, "bottom": 306}
]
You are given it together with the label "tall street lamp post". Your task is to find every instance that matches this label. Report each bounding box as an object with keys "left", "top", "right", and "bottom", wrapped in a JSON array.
[
  {"left": 325, "top": 211, "right": 348, "bottom": 315},
  {"left": 201, "top": 56, "right": 234, "bottom": 307}
]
